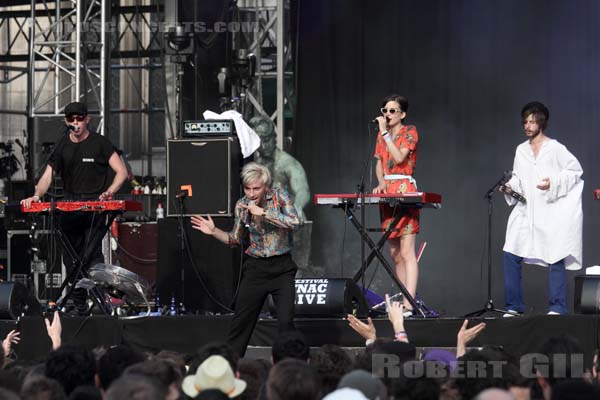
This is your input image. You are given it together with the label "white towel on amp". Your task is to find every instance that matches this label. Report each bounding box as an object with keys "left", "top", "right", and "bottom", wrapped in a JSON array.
[{"left": 202, "top": 110, "right": 261, "bottom": 158}]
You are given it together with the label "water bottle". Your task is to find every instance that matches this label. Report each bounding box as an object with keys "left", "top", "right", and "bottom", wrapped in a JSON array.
[
  {"left": 156, "top": 202, "right": 164, "bottom": 220},
  {"left": 169, "top": 295, "right": 177, "bottom": 316},
  {"left": 155, "top": 293, "right": 161, "bottom": 312}
]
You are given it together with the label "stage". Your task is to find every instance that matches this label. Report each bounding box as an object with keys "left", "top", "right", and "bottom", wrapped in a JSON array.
[{"left": 2, "top": 314, "right": 599, "bottom": 363}]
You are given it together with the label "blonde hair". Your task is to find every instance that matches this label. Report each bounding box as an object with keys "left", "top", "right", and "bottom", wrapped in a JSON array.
[{"left": 241, "top": 162, "right": 271, "bottom": 187}]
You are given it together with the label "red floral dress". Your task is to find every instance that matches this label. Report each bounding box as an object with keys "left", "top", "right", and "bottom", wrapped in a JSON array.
[{"left": 374, "top": 125, "right": 420, "bottom": 239}]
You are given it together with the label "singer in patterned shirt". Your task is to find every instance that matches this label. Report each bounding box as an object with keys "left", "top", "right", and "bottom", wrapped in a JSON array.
[{"left": 191, "top": 162, "right": 301, "bottom": 356}]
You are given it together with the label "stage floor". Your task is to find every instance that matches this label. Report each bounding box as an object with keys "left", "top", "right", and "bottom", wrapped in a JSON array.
[{"left": 2, "top": 314, "right": 599, "bottom": 361}]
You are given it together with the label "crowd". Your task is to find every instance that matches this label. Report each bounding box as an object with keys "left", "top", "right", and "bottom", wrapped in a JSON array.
[{"left": 0, "top": 297, "right": 599, "bottom": 400}]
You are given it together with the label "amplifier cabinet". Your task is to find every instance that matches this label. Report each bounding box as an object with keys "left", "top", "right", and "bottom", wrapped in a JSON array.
[
  {"left": 167, "top": 137, "right": 241, "bottom": 217},
  {"left": 113, "top": 222, "right": 158, "bottom": 287},
  {"left": 7, "top": 230, "right": 64, "bottom": 302}
]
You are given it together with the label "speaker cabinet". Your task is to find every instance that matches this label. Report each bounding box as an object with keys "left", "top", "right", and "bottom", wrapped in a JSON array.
[
  {"left": 574, "top": 275, "right": 600, "bottom": 314},
  {"left": 167, "top": 137, "right": 241, "bottom": 217},
  {"left": 7, "top": 230, "right": 64, "bottom": 302},
  {"left": 0, "top": 282, "right": 41, "bottom": 319},
  {"left": 156, "top": 218, "right": 241, "bottom": 313},
  {"left": 31, "top": 116, "right": 65, "bottom": 177},
  {"left": 293, "top": 278, "right": 369, "bottom": 318},
  {"left": 113, "top": 222, "right": 158, "bottom": 287}
]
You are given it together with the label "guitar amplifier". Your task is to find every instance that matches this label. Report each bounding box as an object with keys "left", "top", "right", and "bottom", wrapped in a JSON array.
[
  {"left": 7, "top": 230, "right": 65, "bottom": 302},
  {"left": 183, "top": 120, "right": 235, "bottom": 137}
]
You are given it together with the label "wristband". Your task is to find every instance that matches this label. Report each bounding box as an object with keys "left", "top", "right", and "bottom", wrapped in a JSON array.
[
  {"left": 394, "top": 331, "right": 408, "bottom": 340},
  {"left": 365, "top": 338, "right": 375, "bottom": 346},
  {"left": 32, "top": 195, "right": 40, "bottom": 201},
  {"left": 382, "top": 131, "right": 393, "bottom": 143}
]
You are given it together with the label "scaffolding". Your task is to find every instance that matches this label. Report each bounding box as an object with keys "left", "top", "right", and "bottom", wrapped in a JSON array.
[
  {"left": 28, "top": 0, "right": 106, "bottom": 135},
  {"left": 233, "top": 0, "right": 294, "bottom": 148}
]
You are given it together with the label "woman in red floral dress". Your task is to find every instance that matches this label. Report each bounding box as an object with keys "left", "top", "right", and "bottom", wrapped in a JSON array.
[{"left": 373, "top": 94, "right": 419, "bottom": 314}]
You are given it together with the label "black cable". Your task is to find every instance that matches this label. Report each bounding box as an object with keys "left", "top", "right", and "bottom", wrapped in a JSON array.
[
  {"left": 174, "top": 200, "right": 233, "bottom": 313},
  {"left": 340, "top": 202, "right": 348, "bottom": 277}
]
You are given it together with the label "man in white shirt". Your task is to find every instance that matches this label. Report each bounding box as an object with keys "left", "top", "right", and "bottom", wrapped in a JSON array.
[{"left": 501, "top": 101, "right": 583, "bottom": 316}]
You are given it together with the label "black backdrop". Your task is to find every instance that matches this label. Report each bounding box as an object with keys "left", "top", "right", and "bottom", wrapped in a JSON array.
[{"left": 294, "top": 0, "right": 600, "bottom": 316}]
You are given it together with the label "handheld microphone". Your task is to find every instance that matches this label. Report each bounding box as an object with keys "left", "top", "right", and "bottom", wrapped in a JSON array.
[
  {"left": 66, "top": 124, "right": 77, "bottom": 132},
  {"left": 244, "top": 201, "right": 255, "bottom": 228},
  {"left": 175, "top": 190, "right": 188, "bottom": 199},
  {"left": 499, "top": 184, "right": 526, "bottom": 203}
]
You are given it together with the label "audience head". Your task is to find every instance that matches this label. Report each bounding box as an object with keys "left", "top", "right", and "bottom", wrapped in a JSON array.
[
  {"left": 182, "top": 355, "right": 246, "bottom": 399},
  {"left": 237, "top": 358, "right": 271, "bottom": 400},
  {"left": 97, "top": 345, "right": 145, "bottom": 390},
  {"left": 267, "top": 358, "right": 320, "bottom": 400},
  {"left": 271, "top": 331, "right": 309, "bottom": 364},
  {"left": 190, "top": 342, "right": 239, "bottom": 376},
  {"left": 67, "top": 385, "right": 102, "bottom": 400},
  {"left": 310, "top": 345, "right": 354, "bottom": 395},
  {"left": 104, "top": 374, "right": 165, "bottom": 400},
  {"left": 20, "top": 375, "right": 66, "bottom": 400},
  {"left": 44, "top": 345, "right": 96, "bottom": 396},
  {"left": 125, "top": 360, "right": 182, "bottom": 400},
  {"left": 196, "top": 389, "right": 230, "bottom": 400},
  {"left": 337, "top": 370, "right": 386, "bottom": 400},
  {"left": 322, "top": 388, "right": 368, "bottom": 400}
]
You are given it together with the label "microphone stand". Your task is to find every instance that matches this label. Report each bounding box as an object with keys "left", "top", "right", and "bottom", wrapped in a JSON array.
[
  {"left": 39, "top": 126, "right": 70, "bottom": 309},
  {"left": 354, "top": 122, "right": 378, "bottom": 293},
  {"left": 465, "top": 173, "right": 512, "bottom": 317}
]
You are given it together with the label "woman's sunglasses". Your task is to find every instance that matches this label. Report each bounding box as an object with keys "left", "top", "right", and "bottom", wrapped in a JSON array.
[
  {"left": 380, "top": 108, "right": 401, "bottom": 114},
  {"left": 66, "top": 115, "right": 86, "bottom": 123}
]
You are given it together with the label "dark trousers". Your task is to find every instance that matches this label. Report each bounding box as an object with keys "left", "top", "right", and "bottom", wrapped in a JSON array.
[
  {"left": 228, "top": 253, "right": 297, "bottom": 357},
  {"left": 503, "top": 251, "right": 567, "bottom": 314},
  {"left": 60, "top": 212, "right": 106, "bottom": 311}
]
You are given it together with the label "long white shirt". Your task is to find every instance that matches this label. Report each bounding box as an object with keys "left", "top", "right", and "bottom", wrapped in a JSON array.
[{"left": 503, "top": 138, "right": 583, "bottom": 270}]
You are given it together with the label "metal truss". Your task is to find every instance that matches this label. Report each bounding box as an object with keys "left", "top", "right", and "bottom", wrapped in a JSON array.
[
  {"left": 234, "top": 0, "right": 294, "bottom": 148},
  {"left": 28, "top": 0, "right": 108, "bottom": 134}
]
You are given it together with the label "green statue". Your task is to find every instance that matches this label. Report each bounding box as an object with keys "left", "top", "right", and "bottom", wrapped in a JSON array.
[{"left": 249, "top": 116, "right": 310, "bottom": 222}]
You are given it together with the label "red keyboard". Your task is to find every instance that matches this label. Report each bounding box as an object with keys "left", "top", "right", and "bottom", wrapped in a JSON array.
[
  {"left": 314, "top": 192, "right": 442, "bottom": 208},
  {"left": 22, "top": 200, "right": 143, "bottom": 213}
]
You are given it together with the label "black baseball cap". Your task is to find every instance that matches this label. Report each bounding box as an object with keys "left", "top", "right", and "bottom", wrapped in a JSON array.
[{"left": 64, "top": 102, "right": 88, "bottom": 117}]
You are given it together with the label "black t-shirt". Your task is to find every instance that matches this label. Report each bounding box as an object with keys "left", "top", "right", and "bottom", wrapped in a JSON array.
[{"left": 50, "top": 130, "right": 116, "bottom": 199}]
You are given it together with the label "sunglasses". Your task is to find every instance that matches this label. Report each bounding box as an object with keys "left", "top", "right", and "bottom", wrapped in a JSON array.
[
  {"left": 66, "top": 115, "right": 86, "bottom": 123},
  {"left": 380, "top": 108, "right": 402, "bottom": 114}
]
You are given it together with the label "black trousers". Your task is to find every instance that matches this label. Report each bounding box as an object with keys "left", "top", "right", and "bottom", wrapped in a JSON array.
[
  {"left": 60, "top": 212, "right": 106, "bottom": 311},
  {"left": 228, "top": 253, "right": 297, "bottom": 357}
]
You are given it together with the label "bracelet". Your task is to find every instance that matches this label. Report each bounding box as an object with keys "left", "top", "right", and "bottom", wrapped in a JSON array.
[
  {"left": 383, "top": 132, "right": 393, "bottom": 143},
  {"left": 32, "top": 195, "right": 40, "bottom": 200},
  {"left": 394, "top": 331, "right": 408, "bottom": 340},
  {"left": 365, "top": 338, "right": 375, "bottom": 346}
]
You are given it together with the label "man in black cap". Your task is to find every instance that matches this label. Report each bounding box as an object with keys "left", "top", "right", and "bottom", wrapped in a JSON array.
[{"left": 21, "top": 101, "right": 128, "bottom": 314}]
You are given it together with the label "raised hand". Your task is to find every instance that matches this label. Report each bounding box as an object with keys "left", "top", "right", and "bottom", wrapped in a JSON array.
[
  {"left": 191, "top": 215, "right": 216, "bottom": 235},
  {"left": 347, "top": 314, "right": 376, "bottom": 341},
  {"left": 385, "top": 293, "right": 405, "bottom": 334},
  {"left": 456, "top": 319, "right": 486, "bottom": 357},
  {"left": 2, "top": 330, "right": 20, "bottom": 358},
  {"left": 45, "top": 311, "right": 62, "bottom": 350}
]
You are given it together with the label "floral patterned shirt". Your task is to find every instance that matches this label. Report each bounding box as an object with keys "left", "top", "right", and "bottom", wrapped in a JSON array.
[{"left": 228, "top": 187, "right": 301, "bottom": 257}]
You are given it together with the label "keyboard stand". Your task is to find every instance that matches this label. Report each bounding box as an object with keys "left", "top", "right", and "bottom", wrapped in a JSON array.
[
  {"left": 53, "top": 212, "right": 119, "bottom": 315},
  {"left": 336, "top": 203, "right": 427, "bottom": 317}
]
